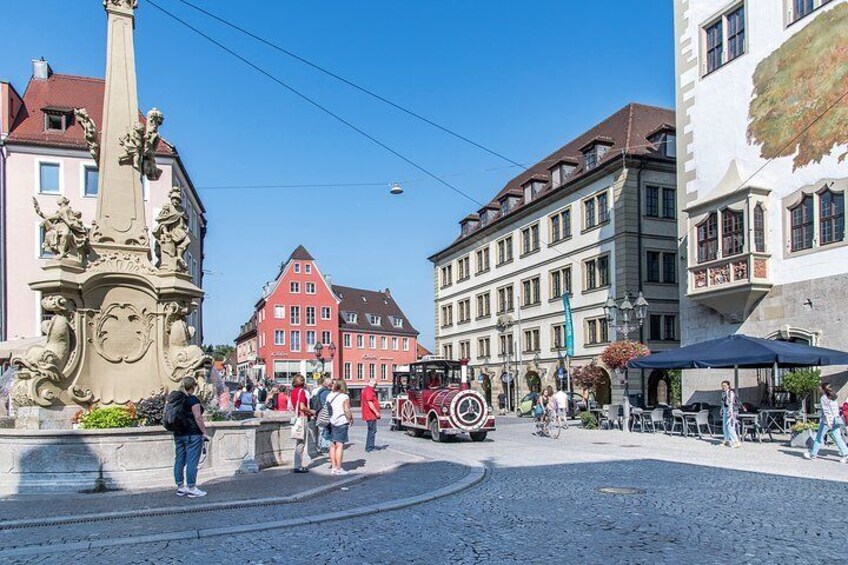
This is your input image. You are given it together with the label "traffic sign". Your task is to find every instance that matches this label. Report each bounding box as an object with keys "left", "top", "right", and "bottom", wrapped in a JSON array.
[{"left": 501, "top": 372, "right": 514, "bottom": 384}]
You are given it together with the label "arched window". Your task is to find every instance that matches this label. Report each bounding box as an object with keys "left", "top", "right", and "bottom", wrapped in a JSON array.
[
  {"left": 696, "top": 212, "right": 718, "bottom": 263},
  {"left": 790, "top": 195, "right": 814, "bottom": 252},
  {"left": 722, "top": 208, "right": 745, "bottom": 256},
  {"left": 820, "top": 189, "right": 845, "bottom": 245},
  {"left": 754, "top": 204, "right": 765, "bottom": 253}
]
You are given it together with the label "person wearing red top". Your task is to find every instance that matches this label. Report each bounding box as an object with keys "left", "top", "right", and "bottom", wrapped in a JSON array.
[{"left": 361, "top": 378, "right": 381, "bottom": 452}]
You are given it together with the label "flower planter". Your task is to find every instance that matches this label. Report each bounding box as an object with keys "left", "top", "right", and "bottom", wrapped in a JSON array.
[{"left": 790, "top": 428, "right": 815, "bottom": 449}]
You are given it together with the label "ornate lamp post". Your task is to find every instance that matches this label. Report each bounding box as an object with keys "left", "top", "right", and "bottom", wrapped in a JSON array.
[
  {"left": 602, "top": 291, "right": 649, "bottom": 431},
  {"left": 495, "top": 316, "right": 515, "bottom": 412}
]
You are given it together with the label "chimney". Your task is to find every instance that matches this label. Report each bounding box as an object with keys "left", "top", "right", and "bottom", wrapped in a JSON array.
[
  {"left": 32, "top": 58, "right": 52, "bottom": 80},
  {"left": 384, "top": 288, "right": 391, "bottom": 298},
  {"left": 324, "top": 274, "right": 332, "bottom": 287}
]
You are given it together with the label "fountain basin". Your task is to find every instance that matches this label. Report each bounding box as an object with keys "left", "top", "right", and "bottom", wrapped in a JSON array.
[{"left": 0, "top": 415, "right": 293, "bottom": 495}]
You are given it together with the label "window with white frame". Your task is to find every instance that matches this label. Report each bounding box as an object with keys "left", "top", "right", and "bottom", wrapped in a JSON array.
[
  {"left": 497, "top": 284, "right": 514, "bottom": 313},
  {"left": 274, "top": 330, "right": 285, "bottom": 345},
  {"left": 290, "top": 306, "right": 300, "bottom": 325},
  {"left": 381, "top": 336, "right": 388, "bottom": 350},
  {"left": 357, "top": 334, "right": 364, "bottom": 349},
  {"left": 443, "top": 343, "right": 454, "bottom": 360},
  {"left": 697, "top": 212, "right": 719, "bottom": 262},
  {"left": 584, "top": 255, "right": 610, "bottom": 290},
  {"left": 523, "top": 328, "right": 540, "bottom": 353},
  {"left": 38, "top": 162, "right": 61, "bottom": 194},
  {"left": 585, "top": 317, "right": 609, "bottom": 345},
  {"left": 291, "top": 330, "right": 301, "bottom": 352},
  {"left": 441, "top": 304, "right": 453, "bottom": 327},
  {"left": 403, "top": 338, "right": 409, "bottom": 351},
  {"left": 787, "top": 0, "right": 833, "bottom": 25},
  {"left": 520, "top": 223, "right": 540, "bottom": 255},
  {"left": 83, "top": 165, "right": 98, "bottom": 197},
  {"left": 390, "top": 316, "right": 404, "bottom": 328},
  {"left": 305, "top": 264, "right": 312, "bottom": 274},
  {"left": 305, "top": 306, "right": 316, "bottom": 326},
  {"left": 344, "top": 333, "right": 352, "bottom": 348},
  {"left": 440, "top": 265, "right": 453, "bottom": 288},
  {"left": 392, "top": 337, "right": 399, "bottom": 350},
  {"left": 381, "top": 364, "right": 388, "bottom": 381},
  {"left": 496, "top": 236, "right": 513, "bottom": 265},
  {"left": 274, "top": 305, "right": 285, "bottom": 319},
  {"left": 550, "top": 266, "right": 572, "bottom": 299},
  {"left": 498, "top": 333, "right": 514, "bottom": 356},
  {"left": 701, "top": 3, "right": 745, "bottom": 75},
  {"left": 321, "top": 331, "right": 331, "bottom": 345},
  {"left": 344, "top": 311, "right": 357, "bottom": 324},
  {"left": 522, "top": 276, "right": 541, "bottom": 307},
  {"left": 584, "top": 191, "right": 609, "bottom": 229},
  {"left": 457, "top": 256, "right": 470, "bottom": 281},
  {"left": 344, "top": 363, "right": 352, "bottom": 379},
  {"left": 459, "top": 340, "right": 471, "bottom": 360},
  {"left": 820, "top": 188, "right": 845, "bottom": 246},
  {"left": 549, "top": 208, "right": 572, "bottom": 243},
  {"left": 321, "top": 306, "right": 332, "bottom": 320},
  {"left": 290, "top": 281, "right": 300, "bottom": 293},
  {"left": 478, "top": 337, "right": 491, "bottom": 358},
  {"left": 476, "top": 246, "right": 490, "bottom": 273},
  {"left": 722, "top": 208, "right": 745, "bottom": 256},
  {"left": 294, "top": 263, "right": 301, "bottom": 273},
  {"left": 305, "top": 282, "right": 316, "bottom": 294},
  {"left": 357, "top": 363, "right": 364, "bottom": 380},
  {"left": 552, "top": 324, "right": 565, "bottom": 350},
  {"left": 458, "top": 298, "right": 471, "bottom": 323},
  {"left": 369, "top": 335, "right": 376, "bottom": 349},
  {"left": 476, "top": 291, "right": 491, "bottom": 319},
  {"left": 306, "top": 331, "right": 316, "bottom": 348},
  {"left": 368, "top": 314, "right": 381, "bottom": 326}
]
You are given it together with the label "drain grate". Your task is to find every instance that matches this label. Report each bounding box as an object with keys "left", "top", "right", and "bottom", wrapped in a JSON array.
[
  {"left": 596, "top": 486, "right": 645, "bottom": 495},
  {"left": 591, "top": 441, "right": 611, "bottom": 445},
  {"left": 620, "top": 444, "right": 643, "bottom": 448}
]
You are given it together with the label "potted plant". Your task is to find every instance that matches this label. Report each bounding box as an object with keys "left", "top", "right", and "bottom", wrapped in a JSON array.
[
  {"left": 600, "top": 340, "right": 651, "bottom": 374},
  {"left": 783, "top": 368, "right": 821, "bottom": 422},
  {"left": 789, "top": 421, "right": 819, "bottom": 448}
]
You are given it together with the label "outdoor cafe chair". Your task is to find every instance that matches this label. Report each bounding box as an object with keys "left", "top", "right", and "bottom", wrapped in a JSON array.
[
  {"left": 606, "top": 404, "right": 623, "bottom": 430},
  {"left": 649, "top": 407, "right": 666, "bottom": 432},
  {"left": 629, "top": 407, "right": 646, "bottom": 432},
  {"left": 691, "top": 409, "right": 711, "bottom": 439},
  {"left": 741, "top": 411, "right": 769, "bottom": 443},
  {"left": 669, "top": 409, "right": 687, "bottom": 436}
]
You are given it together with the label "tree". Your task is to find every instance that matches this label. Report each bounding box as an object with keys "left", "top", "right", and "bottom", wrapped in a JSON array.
[
  {"left": 747, "top": 3, "right": 848, "bottom": 170},
  {"left": 782, "top": 368, "right": 821, "bottom": 422},
  {"left": 204, "top": 344, "right": 235, "bottom": 362},
  {"left": 571, "top": 363, "right": 607, "bottom": 403}
]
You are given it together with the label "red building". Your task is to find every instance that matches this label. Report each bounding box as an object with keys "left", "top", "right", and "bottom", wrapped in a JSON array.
[{"left": 236, "top": 245, "right": 419, "bottom": 402}]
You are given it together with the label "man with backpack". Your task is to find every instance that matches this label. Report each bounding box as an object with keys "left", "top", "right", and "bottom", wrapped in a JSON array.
[
  {"left": 308, "top": 376, "right": 333, "bottom": 457},
  {"left": 255, "top": 381, "right": 269, "bottom": 411}
]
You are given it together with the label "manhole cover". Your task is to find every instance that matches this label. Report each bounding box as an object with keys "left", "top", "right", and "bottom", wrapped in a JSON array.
[{"left": 597, "top": 486, "right": 645, "bottom": 495}]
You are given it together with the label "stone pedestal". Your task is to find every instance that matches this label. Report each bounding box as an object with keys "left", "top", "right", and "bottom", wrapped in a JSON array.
[{"left": 14, "top": 406, "right": 80, "bottom": 430}]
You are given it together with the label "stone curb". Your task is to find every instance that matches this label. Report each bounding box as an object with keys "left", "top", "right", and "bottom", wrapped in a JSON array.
[{"left": 0, "top": 463, "right": 486, "bottom": 558}]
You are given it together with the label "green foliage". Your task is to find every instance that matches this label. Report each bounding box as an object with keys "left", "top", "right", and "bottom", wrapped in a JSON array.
[
  {"left": 747, "top": 3, "right": 848, "bottom": 169},
  {"left": 572, "top": 364, "right": 607, "bottom": 392},
  {"left": 791, "top": 421, "right": 819, "bottom": 434},
  {"left": 205, "top": 344, "right": 235, "bottom": 362},
  {"left": 135, "top": 391, "right": 166, "bottom": 426},
  {"left": 579, "top": 411, "right": 598, "bottom": 430},
  {"left": 79, "top": 406, "right": 137, "bottom": 429},
  {"left": 206, "top": 406, "right": 233, "bottom": 422},
  {"left": 782, "top": 368, "right": 821, "bottom": 399},
  {"left": 669, "top": 370, "right": 682, "bottom": 406}
]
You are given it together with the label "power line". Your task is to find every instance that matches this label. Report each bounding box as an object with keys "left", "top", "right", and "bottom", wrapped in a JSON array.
[
  {"left": 170, "top": 0, "right": 526, "bottom": 170},
  {"left": 146, "top": 0, "right": 486, "bottom": 207}
]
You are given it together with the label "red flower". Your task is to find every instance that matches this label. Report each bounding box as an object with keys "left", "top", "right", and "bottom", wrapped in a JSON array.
[{"left": 600, "top": 340, "right": 650, "bottom": 371}]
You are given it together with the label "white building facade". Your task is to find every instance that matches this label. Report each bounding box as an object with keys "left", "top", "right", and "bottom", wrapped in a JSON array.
[
  {"left": 430, "top": 104, "right": 679, "bottom": 408},
  {"left": 674, "top": 0, "right": 848, "bottom": 401},
  {"left": 0, "top": 61, "right": 206, "bottom": 343}
]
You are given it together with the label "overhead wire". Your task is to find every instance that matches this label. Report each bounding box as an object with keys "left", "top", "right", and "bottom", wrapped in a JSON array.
[
  {"left": 170, "top": 0, "right": 527, "bottom": 170},
  {"left": 146, "top": 0, "right": 487, "bottom": 207}
]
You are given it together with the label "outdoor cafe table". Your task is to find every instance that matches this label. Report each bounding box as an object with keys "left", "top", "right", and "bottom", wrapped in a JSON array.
[
  {"left": 681, "top": 411, "right": 700, "bottom": 436},
  {"left": 758, "top": 408, "right": 789, "bottom": 434}
]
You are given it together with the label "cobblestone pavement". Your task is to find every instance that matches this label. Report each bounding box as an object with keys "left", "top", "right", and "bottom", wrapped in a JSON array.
[{"left": 5, "top": 415, "right": 848, "bottom": 564}]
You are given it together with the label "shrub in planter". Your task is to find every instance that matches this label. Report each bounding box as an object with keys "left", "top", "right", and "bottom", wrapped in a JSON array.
[
  {"left": 135, "top": 391, "right": 167, "bottom": 426},
  {"left": 579, "top": 411, "right": 598, "bottom": 430},
  {"left": 79, "top": 406, "right": 137, "bottom": 429},
  {"left": 783, "top": 368, "right": 821, "bottom": 419}
]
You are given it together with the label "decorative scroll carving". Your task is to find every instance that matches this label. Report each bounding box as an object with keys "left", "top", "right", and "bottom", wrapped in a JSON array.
[
  {"left": 11, "top": 297, "right": 75, "bottom": 407},
  {"left": 88, "top": 251, "right": 157, "bottom": 275},
  {"left": 118, "top": 108, "right": 163, "bottom": 181},
  {"left": 732, "top": 260, "right": 748, "bottom": 281},
  {"left": 153, "top": 187, "right": 191, "bottom": 272},
  {"left": 104, "top": 0, "right": 138, "bottom": 9},
  {"left": 74, "top": 108, "right": 100, "bottom": 164},
  {"left": 162, "top": 302, "right": 210, "bottom": 382},
  {"left": 33, "top": 197, "right": 88, "bottom": 262},
  {"left": 94, "top": 303, "right": 155, "bottom": 363}
]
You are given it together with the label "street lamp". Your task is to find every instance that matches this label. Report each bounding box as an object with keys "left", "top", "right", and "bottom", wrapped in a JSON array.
[
  {"left": 603, "top": 291, "right": 648, "bottom": 338},
  {"left": 603, "top": 291, "right": 649, "bottom": 431},
  {"left": 495, "top": 315, "right": 516, "bottom": 412}
]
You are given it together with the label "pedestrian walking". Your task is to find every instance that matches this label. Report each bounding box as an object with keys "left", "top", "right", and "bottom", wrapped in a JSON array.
[
  {"left": 235, "top": 383, "right": 256, "bottom": 412},
  {"left": 553, "top": 386, "right": 569, "bottom": 418},
  {"left": 167, "top": 376, "right": 209, "bottom": 498},
  {"left": 361, "top": 377, "right": 381, "bottom": 452},
  {"left": 266, "top": 387, "right": 279, "bottom": 412},
  {"left": 327, "top": 380, "right": 353, "bottom": 475},
  {"left": 308, "top": 377, "right": 333, "bottom": 457},
  {"left": 255, "top": 381, "right": 268, "bottom": 411},
  {"left": 720, "top": 380, "right": 741, "bottom": 448},
  {"left": 290, "top": 375, "right": 313, "bottom": 473},
  {"left": 804, "top": 383, "right": 848, "bottom": 463},
  {"left": 497, "top": 392, "right": 506, "bottom": 416}
]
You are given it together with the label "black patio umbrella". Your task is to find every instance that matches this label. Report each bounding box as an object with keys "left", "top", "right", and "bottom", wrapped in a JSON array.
[{"left": 628, "top": 333, "right": 848, "bottom": 390}]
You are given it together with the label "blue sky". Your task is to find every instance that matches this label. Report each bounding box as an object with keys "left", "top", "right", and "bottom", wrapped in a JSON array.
[{"left": 2, "top": 1, "right": 674, "bottom": 349}]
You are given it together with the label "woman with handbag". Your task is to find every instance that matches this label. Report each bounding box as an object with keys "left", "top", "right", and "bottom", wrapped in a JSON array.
[
  {"left": 290, "top": 375, "right": 314, "bottom": 473},
  {"left": 804, "top": 383, "right": 848, "bottom": 463}
]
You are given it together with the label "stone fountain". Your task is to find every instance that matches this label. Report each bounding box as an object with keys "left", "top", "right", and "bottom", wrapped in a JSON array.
[{"left": 0, "top": 0, "right": 292, "bottom": 494}]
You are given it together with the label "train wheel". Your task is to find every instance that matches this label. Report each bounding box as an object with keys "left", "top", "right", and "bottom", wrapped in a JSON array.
[
  {"left": 429, "top": 417, "right": 443, "bottom": 442},
  {"left": 469, "top": 431, "right": 488, "bottom": 442}
]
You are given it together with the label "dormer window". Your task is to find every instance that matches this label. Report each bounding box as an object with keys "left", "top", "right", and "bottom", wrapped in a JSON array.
[
  {"left": 550, "top": 160, "right": 577, "bottom": 188},
  {"left": 522, "top": 179, "right": 545, "bottom": 203},
  {"left": 648, "top": 127, "right": 677, "bottom": 158},
  {"left": 479, "top": 207, "right": 498, "bottom": 227},
  {"left": 581, "top": 139, "right": 613, "bottom": 171},
  {"left": 368, "top": 314, "right": 381, "bottom": 326},
  {"left": 499, "top": 193, "right": 521, "bottom": 216},
  {"left": 460, "top": 215, "right": 480, "bottom": 236},
  {"left": 43, "top": 107, "right": 72, "bottom": 132},
  {"left": 344, "top": 311, "right": 358, "bottom": 324},
  {"left": 390, "top": 316, "right": 404, "bottom": 328}
]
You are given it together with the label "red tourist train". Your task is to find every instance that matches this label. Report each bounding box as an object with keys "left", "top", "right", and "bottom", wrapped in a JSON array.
[{"left": 390, "top": 358, "right": 496, "bottom": 442}]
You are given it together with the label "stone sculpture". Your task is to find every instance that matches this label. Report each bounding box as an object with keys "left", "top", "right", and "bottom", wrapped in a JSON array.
[
  {"left": 74, "top": 108, "right": 100, "bottom": 163},
  {"left": 33, "top": 197, "right": 89, "bottom": 262},
  {"left": 153, "top": 187, "right": 191, "bottom": 272},
  {"left": 119, "top": 107, "right": 163, "bottom": 181},
  {"left": 11, "top": 297, "right": 74, "bottom": 407},
  {"left": 163, "top": 302, "right": 210, "bottom": 383}
]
